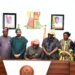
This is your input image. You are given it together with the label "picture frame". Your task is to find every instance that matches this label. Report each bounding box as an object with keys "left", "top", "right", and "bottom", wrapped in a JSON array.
[
  {"left": 51, "top": 14, "right": 64, "bottom": 30},
  {"left": 3, "top": 13, "right": 16, "bottom": 29}
]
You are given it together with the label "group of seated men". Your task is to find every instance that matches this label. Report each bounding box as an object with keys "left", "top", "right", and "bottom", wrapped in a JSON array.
[{"left": 0, "top": 27, "right": 75, "bottom": 61}]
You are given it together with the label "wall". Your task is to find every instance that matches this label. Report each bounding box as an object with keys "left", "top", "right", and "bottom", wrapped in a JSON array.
[{"left": 0, "top": 0, "right": 75, "bottom": 47}]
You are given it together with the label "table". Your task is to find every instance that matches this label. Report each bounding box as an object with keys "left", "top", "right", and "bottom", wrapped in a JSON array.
[
  {"left": 47, "top": 60, "right": 75, "bottom": 75},
  {"left": 0, "top": 60, "right": 75, "bottom": 75}
]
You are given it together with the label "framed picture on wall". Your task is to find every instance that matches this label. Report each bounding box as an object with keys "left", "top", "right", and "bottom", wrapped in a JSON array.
[
  {"left": 3, "top": 13, "right": 16, "bottom": 29},
  {"left": 51, "top": 14, "right": 64, "bottom": 30}
]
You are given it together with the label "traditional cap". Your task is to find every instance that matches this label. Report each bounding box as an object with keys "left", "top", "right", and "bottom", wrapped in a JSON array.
[
  {"left": 15, "top": 29, "right": 21, "bottom": 33},
  {"left": 48, "top": 30, "right": 55, "bottom": 35},
  {"left": 16, "top": 24, "right": 21, "bottom": 33},
  {"left": 33, "top": 39, "right": 40, "bottom": 44}
]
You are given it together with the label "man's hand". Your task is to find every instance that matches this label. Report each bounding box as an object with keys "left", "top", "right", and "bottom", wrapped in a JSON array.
[
  {"left": 61, "top": 52, "right": 66, "bottom": 56},
  {"left": 54, "top": 47, "right": 58, "bottom": 51},
  {"left": 14, "top": 54, "right": 20, "bottom": 58},
  {"left": 49, "top": 47, "right": 58, "bottom": 56},
  {"left": 43, "top": 47, "right": 50, "bottom": 56}
]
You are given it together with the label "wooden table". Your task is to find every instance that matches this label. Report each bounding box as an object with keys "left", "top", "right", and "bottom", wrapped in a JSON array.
[
  {"left": 0, "top": 60, "right": 7, "bottom": 75},
  {"left": 70, "top": 61, "right": 75, "bottom": 75},
  {"left": 0, "top": 59, "right": 75, "bottom": 75},
  {"left": 47, "top": 60, "right": 75, "bottom": 75}
]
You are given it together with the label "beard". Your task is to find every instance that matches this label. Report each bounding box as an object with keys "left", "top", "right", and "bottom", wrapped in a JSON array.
[
  {"left": 3, "top": 34, "right": 8, "bottom": 37},
  {"left": 33, "top": 44, "right": 39, "bottom": 49},
  {"left": 17, "top": 34, "right": 21, "bottom": 37}
]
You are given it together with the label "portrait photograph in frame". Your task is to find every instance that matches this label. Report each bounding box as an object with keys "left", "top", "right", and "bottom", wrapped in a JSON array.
[
  {"left": 3, "top": 13, "right": 16, "bottom": 29},
  {"left": 51, "top": 14, "right": 64, "bottom": 30}
]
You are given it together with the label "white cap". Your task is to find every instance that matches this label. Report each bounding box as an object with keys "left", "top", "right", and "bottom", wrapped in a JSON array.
[
  {"left": 33, "top": 39, "right": 40, "bottom": 44},
  {"left": 48, "top": 30, "right": 55, "bottom": 35}
]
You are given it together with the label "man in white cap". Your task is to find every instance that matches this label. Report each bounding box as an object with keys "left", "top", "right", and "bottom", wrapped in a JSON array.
[
  {"left": 25, "top": 39, "right": 44, "bottom": 60},
  {"left": 0, "top": 27, "right": 11, "bottom": 59},
  {"left": 42, "top": 30, "right": 60, "bottom": 60}
]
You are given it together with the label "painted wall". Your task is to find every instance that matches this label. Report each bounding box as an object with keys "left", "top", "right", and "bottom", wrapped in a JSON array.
[{"left": 0, "top": 0, "right": 75, "bottom": 47}]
